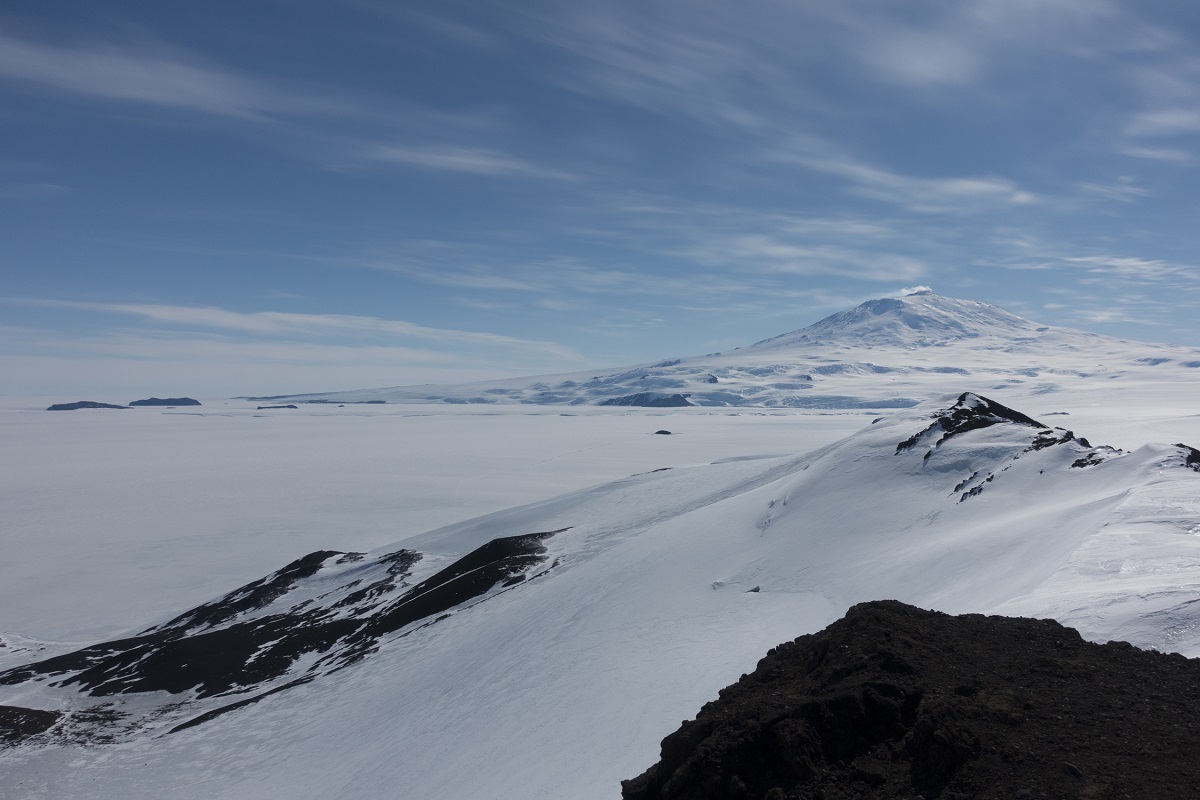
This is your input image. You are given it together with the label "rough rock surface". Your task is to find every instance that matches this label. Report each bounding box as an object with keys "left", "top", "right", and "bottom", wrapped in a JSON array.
[
  {"left": 0, "top": 531, "right": 563, "bottom": 744},
  {"left": 623, "top": 601, "right": 1200, "bottom": 800},
  {"left": 599, "top": 393, "right": 694, "bottom": 408},
  {"left": 0, "top": 706, "right": 61, "bottom": 745}
]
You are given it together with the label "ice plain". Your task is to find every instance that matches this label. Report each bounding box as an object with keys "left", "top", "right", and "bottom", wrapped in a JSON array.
[{"left": 0, "top": 400, "right": 868, "bottom": 643}]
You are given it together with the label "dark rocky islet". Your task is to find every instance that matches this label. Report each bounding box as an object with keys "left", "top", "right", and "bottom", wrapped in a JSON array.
[
  {"left": 46, "top": 401, "right": 129, "bottom": 411},
  {"left": 129, "top": 397, "right": 201, "bottom": 407}
]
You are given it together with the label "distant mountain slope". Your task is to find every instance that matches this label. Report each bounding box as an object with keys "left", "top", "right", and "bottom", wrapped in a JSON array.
[
  {"left": 4, "top": 393, "right": 1200, "bottom": 799},
  {"left": 260, "top": 291, "right": 1200, "bottom": 408}
]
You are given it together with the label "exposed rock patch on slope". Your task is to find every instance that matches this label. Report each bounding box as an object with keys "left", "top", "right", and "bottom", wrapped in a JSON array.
[
  {"left": 895, "top": 392, "right": 1047, "bottom": 455},
  {"left": 0, "top": 705, "right": 61, "bottom": 745},
  {"left": 623, "top": 600, "right": 1200, "bottom": 800},
  {"left": 0, "top": 530, "right": 564, "bottom": 743},
  {"left": 599, "top": 392, "right": 694, "bottom": 407}
]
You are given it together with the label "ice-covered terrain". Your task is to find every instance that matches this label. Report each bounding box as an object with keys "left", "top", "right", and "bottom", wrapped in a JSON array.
[
  {"left": 0, "top": 401, "right": 866, "bottom": 643},
  {"left": 263, "top": 291, "right": 1200, "bottom": 411},
  {"left": 3, "top": 291, "right": 1200, "bottom": 799},
  {"left": 3, "top": 391, "right": 1200, "bottom": 799}
]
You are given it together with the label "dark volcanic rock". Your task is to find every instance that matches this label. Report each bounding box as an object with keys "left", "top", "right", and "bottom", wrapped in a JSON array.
[
  {"left": 303, "top": 399, "right": 387, "bottom": 405},
  {"left": 599, "top": 393, "right": 694, "bottom": 408},
  {"left": 1176, "top": 443, "right": 1200, "bottom": 471},
  {"left": 623, "top": 601, "right": 1200, "bottom": 800},
  {"left": 896, "top": 392, "right": 1045, "bottom": 455},
  {"left": 0, "top": 705, "right": 62, "bottom": 745},
  {"left": 155, "top": 550, "right": 345, "bottom": 632},
  {"left": 129, "top": 397, "right": 201, "bottom": 407},
  {"left": 46, "top": 401, "right": 129, "bottom": 411},
  {"left": 0, "top": 530, "right": 564, "bottom": 732},
  {"left": 257, "top": 404, "right": 299, "bottom": 410}
]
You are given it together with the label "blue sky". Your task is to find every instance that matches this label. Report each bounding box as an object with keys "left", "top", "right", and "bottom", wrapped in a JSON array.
[{"left": 4, "top": 0, "right": 1200, "bottom": 396}]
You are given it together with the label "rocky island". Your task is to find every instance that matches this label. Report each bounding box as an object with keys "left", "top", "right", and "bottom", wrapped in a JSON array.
[{"left": 129, "top": 397, "right": 201, "bottom": 407}]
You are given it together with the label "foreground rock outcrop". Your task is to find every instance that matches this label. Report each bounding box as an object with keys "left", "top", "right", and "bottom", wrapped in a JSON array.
[{"left": 623, "top": 601, "right": 1200, "bottom": 800}]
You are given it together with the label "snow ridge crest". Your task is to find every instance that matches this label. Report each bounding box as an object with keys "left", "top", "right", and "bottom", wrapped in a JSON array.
[{"left": 895, "top": 392, "right": 1047, "bottom": 455}]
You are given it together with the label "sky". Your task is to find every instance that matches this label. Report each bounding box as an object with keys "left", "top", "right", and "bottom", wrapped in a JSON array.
[{"left": 4, "top": 0, "right": 1200, "bottom": 397}]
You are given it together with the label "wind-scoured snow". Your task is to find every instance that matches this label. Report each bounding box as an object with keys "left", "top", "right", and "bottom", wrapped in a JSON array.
[{"left": 4, "top": 392, "right": 1200, "bottom": 799}]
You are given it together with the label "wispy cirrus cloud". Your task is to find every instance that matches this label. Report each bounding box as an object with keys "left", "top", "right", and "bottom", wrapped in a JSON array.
[
  {"left": 359, "top": 143, "right": 572, "bottom": 179},
  {"left": 1110, "top": 37, "right": 1200, "bottom": 161},
  {"left": 673, "top": 235, "right": 929, "bottom": 283},
  {"left": 573, "top": 193, "right": 954, "bottom": 280},
  {"left": 1064, "top": 255, "right": 1199, "bottom": 283},
  {"left": 0, "top": 330, "right": 572, "bottom": 396},
  {"left": 521, "top": 3, "right": 776, "bottom": 131},
  {"left": 771, "top": 141, "right": 1037, "bottom": 213},
  {"left": 0, "top": 28, "right": 566, "bottom": 183},
  {"left": 1075, "top": 178, "right": 1151, "bottom": 203},
  {"left": 986, "top": 244, "right": 1200, "bottom": 333},
  {"left": 1073, "top": 307, "right": 1162, "bottom": 326},
  {"left": 511, "top": 0, "right": 1197, "bottom": 185},
  {"left": 989, "top": 241, "right": 1200, "bottom": 286},
  {"left": 849, "top": 25, "right": 982, "bottom": 89},
  {"left": 7, "top": 298, "right": 579, "bottom": 360},
  {"left": 1126, "top": 108, "right": 1200, "bottom": 138},
  {"left": 1117, "top": 144, "right": 1193, "bottom": 162},
  {"left": 368, "top": 251, "right": 766, "bottom": 300},
  {"left": 0, "top": 32, "right": 347, "bottom": 120}
]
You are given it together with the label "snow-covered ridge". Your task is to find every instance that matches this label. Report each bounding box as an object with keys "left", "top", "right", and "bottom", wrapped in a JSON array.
[
  {"left": 260, "top": 292, "right": 1200, "bottom": 408},
  {"left": 4, "top": 393, "right": 1200, "bottom": 799}
]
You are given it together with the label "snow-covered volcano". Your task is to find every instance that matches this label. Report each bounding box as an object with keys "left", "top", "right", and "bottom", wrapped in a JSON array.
[
  {"left": 263, "top": 291, "right": 1200, "bottom": 409},
  {"left": 4, "top": 393, "right": 1200, "bottom": 798},
  {"left": 750, "top": 288, "right": 1040, "bottom": 348}
]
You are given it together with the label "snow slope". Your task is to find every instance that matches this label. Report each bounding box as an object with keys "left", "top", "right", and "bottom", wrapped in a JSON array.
[
  {"left": 4, "top": 393, "right": 1200, "bottom": 799},
  {"left": 0, "top": 401, "right": 866, "bottom": 643},
  {"left": 264, "top": 290, "right": 1200, "bottom": 410}
]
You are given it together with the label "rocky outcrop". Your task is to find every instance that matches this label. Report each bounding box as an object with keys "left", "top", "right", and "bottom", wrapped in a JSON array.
[
  {"left": 623, "top": 601, "right": 1200, "bottom": 800},
  {"left": 598, "top": 393, "right": 693, "bottom": 408},
  {"left": 0, "top": 531, "right": 565, "bottom": 743},
  {"left": 0, "top": 706, "right": 62, "bottom": 745}
]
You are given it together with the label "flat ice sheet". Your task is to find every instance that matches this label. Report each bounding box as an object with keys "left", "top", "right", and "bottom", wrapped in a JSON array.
[{"left": 0, "top": 399, "right": 868, "bottom": 641}]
